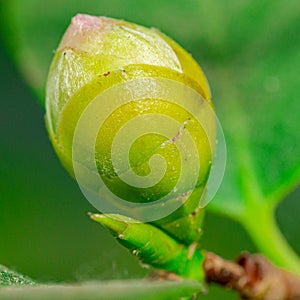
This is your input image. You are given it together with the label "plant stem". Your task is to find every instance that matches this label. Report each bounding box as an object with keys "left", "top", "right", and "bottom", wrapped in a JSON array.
[
  {"left": 241, "top": 204, "right": 300, "bottom": 274},
  {"left": 204, "top": 251, "right": 300, "bottom": 300}
]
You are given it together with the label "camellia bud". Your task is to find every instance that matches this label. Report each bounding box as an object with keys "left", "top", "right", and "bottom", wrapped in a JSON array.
[{"left": 46, "top": 14, "right": 216, "bottom": 245}]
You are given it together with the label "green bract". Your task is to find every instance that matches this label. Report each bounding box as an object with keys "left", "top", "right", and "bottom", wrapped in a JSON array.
[
  {"left": 91, "top": 214, "right": 205, "bottom": 281},
  {"left": 45, "top": 14, "right": 215, "bottom": 245}
]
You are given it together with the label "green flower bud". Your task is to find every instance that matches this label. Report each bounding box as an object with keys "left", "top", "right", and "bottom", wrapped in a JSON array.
[{"left": 46, "top": 14, "right": 215, "bottom": 245}]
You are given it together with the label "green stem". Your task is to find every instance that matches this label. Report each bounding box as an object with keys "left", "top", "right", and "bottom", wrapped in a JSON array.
[{"left": 241, "top": 204, "right": 300, "bottom": 274}]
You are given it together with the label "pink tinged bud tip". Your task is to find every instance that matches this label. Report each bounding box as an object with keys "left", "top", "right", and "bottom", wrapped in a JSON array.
[
  {"left": 59, "top": 14, "right": 119, "bottom": 50},
  {"left": 71, "top": 14, "right": 108, "bottom": 30}
]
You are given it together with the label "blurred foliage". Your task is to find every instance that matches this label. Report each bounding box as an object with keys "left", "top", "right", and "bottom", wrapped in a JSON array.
[
  {"left": 0, "top": 279, "right": 203, "bottom": 300},
  {"left": 0, "top": 265, "right": 35, "bottom": 287},
  {"left": 0, "top": 0, "right": 300, "bottom": 299}
]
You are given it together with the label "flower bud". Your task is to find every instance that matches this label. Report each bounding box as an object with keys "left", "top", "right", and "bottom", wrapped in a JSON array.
[{"left": 46, "top": 14, "right": 215, "bottom": 244}]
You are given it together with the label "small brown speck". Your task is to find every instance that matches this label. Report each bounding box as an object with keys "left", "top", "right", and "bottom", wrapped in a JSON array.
[
  {"left": 104, "top": 71, "right": 111, "bottom": 77},
  {"left": 187, "top": 242, "right": 197, "bottom": 260},
  {"left": 176, "top": 192, "right": 189, "bottom": 201}
]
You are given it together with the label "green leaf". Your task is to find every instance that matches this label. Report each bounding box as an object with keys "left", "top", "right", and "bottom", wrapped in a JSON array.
[
  {"left": 0, "top": 280, "right": 203, "bottom": 300},
  {"left": 0, "top": 265, "right": 36, "bottom": 287},
  {"left": 204, "top": 1, "right": 300, "bottom": 272},
  {"left": 1, "top": 0, "right": 300, "bottom": 271},
  {"left": 0, "top": 265, "right": 203, "bottom": 299}
]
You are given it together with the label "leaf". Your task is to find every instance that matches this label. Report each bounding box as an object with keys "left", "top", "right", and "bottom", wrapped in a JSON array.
[
  {"left": 1, "top": 0, "right": 300, "bottom": 271},
  {"left": 0, "top": 279, "right": 203, "bottom": 300},
  {"left": 0, "top": 265, "right": 36, "bottom": 287},
  {"left": 202, "top": 1, "right": 300, "bottom": 272},
  {"left": 208, "top": 1, "right": 300, "bottom": 216},
  {"left": 0, "top": 265, "right": 203, "bottom": 299}
]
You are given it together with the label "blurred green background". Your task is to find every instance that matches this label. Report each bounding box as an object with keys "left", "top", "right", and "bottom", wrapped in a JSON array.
[{"left": 0, "top": 1, "right": 299, "bottom": 299}]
